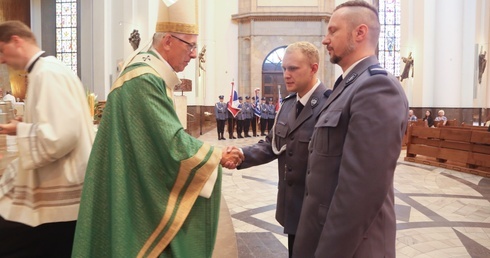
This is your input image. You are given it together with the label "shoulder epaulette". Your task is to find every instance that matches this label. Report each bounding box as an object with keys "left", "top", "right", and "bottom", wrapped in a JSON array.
[
  {"left": 282, "top": 93, "right": 297, "bottom": 102},
  {"left": 368, "top": 64, "right": 388, "bottom": 76}
]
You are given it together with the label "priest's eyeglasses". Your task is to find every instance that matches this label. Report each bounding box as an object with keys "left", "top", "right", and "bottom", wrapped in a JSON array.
[{"left": 171, "top": 35, "right": 198, "bottom": 53}]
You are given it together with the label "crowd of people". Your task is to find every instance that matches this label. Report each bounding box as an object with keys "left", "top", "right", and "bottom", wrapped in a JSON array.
[
  {"left": 0, "top": 1, "right": 413, "bottom": 257},
  {"left": 410, "top": 109, "right": 450, "bottom": 127},
  {"left": 215, "top": 95, "right": 277, "bottom": 140}
]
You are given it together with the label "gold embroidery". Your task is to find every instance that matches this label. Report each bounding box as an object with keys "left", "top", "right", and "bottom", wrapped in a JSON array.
[
  {"left": 138, "top": 144, "right": 219, "bottom": 257},
  {"left": 111, "top": 67, "right": 160, "bottom": 92},
  {"left": 155, "top": 22, "right": 198, "bottom": 34}
]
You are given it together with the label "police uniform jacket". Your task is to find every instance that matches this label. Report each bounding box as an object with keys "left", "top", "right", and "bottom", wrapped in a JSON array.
[
  {"left": 236, "top": 103, "right": 245, "bottom": 120},
  {"left": 267, "top": 104, "right": 276, "bottom": 119},
  {"left": 214, "top": 102, "right": 228, "bottom": 120},
  {"left": 239, "top": 82, "right": 327, "bottom": 235},
  {"left": 293, "top": 56, "right": 408, "bottom": 258},
  {"left": 259, "top": 103, "right": 269, "bottom": 119},
  {"left": 242, "top": 102, "right": 253, "bottom": 119}
]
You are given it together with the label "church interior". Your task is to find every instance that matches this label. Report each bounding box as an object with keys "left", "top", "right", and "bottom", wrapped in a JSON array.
[{"left": 0, "top": 0, "right": 489, "bottom": 257}]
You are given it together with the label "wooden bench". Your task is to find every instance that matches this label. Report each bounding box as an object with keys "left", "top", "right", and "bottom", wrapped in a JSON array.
[
  {"left": 445, "top": 125, "right": 488, "bottom": 131},
  {"left": 433, "top": 118, "right": 458, "bottom": 127},
  {"left": 404, "top": 125, "right": 490, "bottom": 177}
]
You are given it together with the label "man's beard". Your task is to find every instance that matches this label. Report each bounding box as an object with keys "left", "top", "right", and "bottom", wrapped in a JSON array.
[{"left": 330, "top": 38, "right": 355, "bottom": 64}]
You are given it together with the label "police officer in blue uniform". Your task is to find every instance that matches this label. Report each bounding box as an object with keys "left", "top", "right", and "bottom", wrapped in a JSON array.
[
  {"left": 242, "top": 96, "right": 253, "bottom": 137},
  {"left": 236, "top": 96, "right": 245, "bottom": 138},
  {"left": 259, "top": 97, "right": 268, "bottom": 136},
  {"left": 214, "top": 95, "right": 228, "bottom": 140},
  {"left": 266, "top": 98, "right": 276, "bottom": 133}
]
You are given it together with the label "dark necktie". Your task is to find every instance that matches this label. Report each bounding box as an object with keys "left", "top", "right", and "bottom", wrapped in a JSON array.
[
  {"left": 333, "top": 75, "right": 343, "bottom": 89},
  {"left": 296, "top": 101, "right": 304, "bottom": 118}
]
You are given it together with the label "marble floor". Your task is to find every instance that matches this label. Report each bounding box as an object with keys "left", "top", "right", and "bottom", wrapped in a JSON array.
[{"left": 198, "top": 129, "right": 490, "bottom": 258}]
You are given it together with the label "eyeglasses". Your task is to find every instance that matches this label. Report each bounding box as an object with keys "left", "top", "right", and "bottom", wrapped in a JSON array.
[{"left": 170, "top": 35, "right": 198, "bottom": 53}]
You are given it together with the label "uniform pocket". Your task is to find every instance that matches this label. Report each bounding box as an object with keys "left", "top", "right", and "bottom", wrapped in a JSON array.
[
  {"left": 311, "top": 110, "right": 343, "bottom": 156},
  {"left": 274, "top": 122, "right": 289, "bottom": 138}
]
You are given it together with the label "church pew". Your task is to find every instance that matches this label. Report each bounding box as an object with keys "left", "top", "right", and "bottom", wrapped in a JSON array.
[{"left": 405, "top": 125, "right": 490, "bottom": 177}]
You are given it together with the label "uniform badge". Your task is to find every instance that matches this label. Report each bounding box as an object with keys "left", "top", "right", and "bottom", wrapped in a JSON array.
[
  {"left": 310, "top": 97, "right": 319, "bottom": 108},
  {"left": 346, "top": 73, "right": 358, "bottom": 85}
]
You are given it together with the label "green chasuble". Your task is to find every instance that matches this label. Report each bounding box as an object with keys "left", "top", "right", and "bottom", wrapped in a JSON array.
[{"left": 72, "top": 53, "right": 222, "bottom": 258}]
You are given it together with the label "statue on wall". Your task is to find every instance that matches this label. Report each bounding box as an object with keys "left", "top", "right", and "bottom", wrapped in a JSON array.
[
  {"left": 198, "top": 45, "right": 206, "bottom": 76},
  {"left": 478, "top": 48, "right": 487, "bottom": 84},
  {"left": 128, "top": 29, "right": 141, "bottom": 51},
  {"left": 400, "top": 52, "right": 414, "bottom": 82}
]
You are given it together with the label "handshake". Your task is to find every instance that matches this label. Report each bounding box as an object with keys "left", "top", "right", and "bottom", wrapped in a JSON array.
[{"left": 220, "top": 146, "right": 244, "bottom": 169}]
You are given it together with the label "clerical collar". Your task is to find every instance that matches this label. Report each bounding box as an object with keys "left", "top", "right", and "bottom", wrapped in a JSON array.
[
  {"left": 297, "top": 78, "right": 320, "bottom": 106},
  {"left": 26, "top": 51, "right": 46, "bottom": 73}
]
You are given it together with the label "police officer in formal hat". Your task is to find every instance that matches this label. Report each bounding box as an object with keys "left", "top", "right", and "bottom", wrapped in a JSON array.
[
  {"left": 215, "top": 95, "right": 228, "bottom": 140},
  {"left": 236, "top": 96, "right": 244, "bottom": 138},
  {"left": 259, "top": 97, "right": 268, "bottom": 136},
  {"left": 267, "top": 98, "right": 276, "bottom": 133},
  {"left": 242, "top": 96, "right": 253, "bottom": 137}
]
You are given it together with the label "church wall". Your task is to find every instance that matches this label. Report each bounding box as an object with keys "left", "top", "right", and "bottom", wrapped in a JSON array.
[
  {"left": 239, "top": 0, "right": 332, "bottom": 13},
  {"left": 402, "top": 0, "right": 490, "bottom": 111},
  {"left": 433, "top": 0, "right": 464, "bottom": 107},
  {"left": 236, "top": 18, "right": 330, "bottom": 97},
  {"left": 476, "top": 0, "right": 490, "bottom": 110},
  {"left": 192, "top": 0, "right": 239, "bottom": 107}
]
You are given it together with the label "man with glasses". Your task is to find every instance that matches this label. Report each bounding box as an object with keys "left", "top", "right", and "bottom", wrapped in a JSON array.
[{"left": 72, "top": 0, "right": 243, "bottom": 257}]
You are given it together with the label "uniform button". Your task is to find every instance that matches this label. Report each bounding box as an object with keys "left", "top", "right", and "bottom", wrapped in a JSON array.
[
  {"left": 307, "top": 170, "right": 310, "bottom": 175},
  {"left": 289, "top": 151, "right": 293, "bottom": 156},
  {"left": 288, "top": 182, "right": 293, "bottom": 186},
  {"left": 290, "top": 136, "right": 294, "bottom": 140},
  {"left": 288, "top": 167, "right": 292, "bottom": 171},
  {"left": 305, "top": 191, "right": 308, "bottom": 196}
]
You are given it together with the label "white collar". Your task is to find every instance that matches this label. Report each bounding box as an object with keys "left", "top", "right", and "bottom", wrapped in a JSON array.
[
  {"left": 25, "top": 51, "right": 45, "bottom": 71},
  {"left": 342, "top": 56, "right": 369, "bottom": 79},
  {"left": 297, "top": 78, "right": 320, "bottom": 105}
]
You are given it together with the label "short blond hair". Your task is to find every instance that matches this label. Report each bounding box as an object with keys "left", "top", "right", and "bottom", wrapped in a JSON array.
[{"left": 285, "top": 41, "right": 319, "bottom": 66}]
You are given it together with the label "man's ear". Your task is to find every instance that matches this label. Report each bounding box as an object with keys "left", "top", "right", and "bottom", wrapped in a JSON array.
[
  {"left": 161, "top": 34, "right": 173, "bottom": 50},
  {"left": 10, "top": 35, "right": 22, "bottom": 46},
  {"left": 310, "top": 63, "right": 319, "bottom": 74},
  {"left": 355, "top": 24, "right": 368, "bottom": 41}
]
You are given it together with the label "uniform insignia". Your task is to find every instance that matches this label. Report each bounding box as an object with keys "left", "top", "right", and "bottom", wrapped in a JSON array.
[
  {"left": 310, "top": 97, "right": 318, "bottom": 107},
  {"left": 283, "top": 93, "right": 297, "bottom": 102},
  {"left": 368, "top": 64, "right": 388, "bottom": 75},
  {"left": 346, "top": 73, "right": 358, "bottom": 85},
  {"left": 142, "top": 55, "right": 151, "bottom": 61}
]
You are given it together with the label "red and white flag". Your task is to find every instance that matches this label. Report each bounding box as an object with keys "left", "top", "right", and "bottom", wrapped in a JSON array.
[{"left": 227, "top": 81, "right": 240, "bottom": 117}]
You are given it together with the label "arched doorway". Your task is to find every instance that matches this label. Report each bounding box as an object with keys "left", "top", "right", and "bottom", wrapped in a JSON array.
[{"left": 262, "top": 46, "right": 287, "bottom": 103}]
